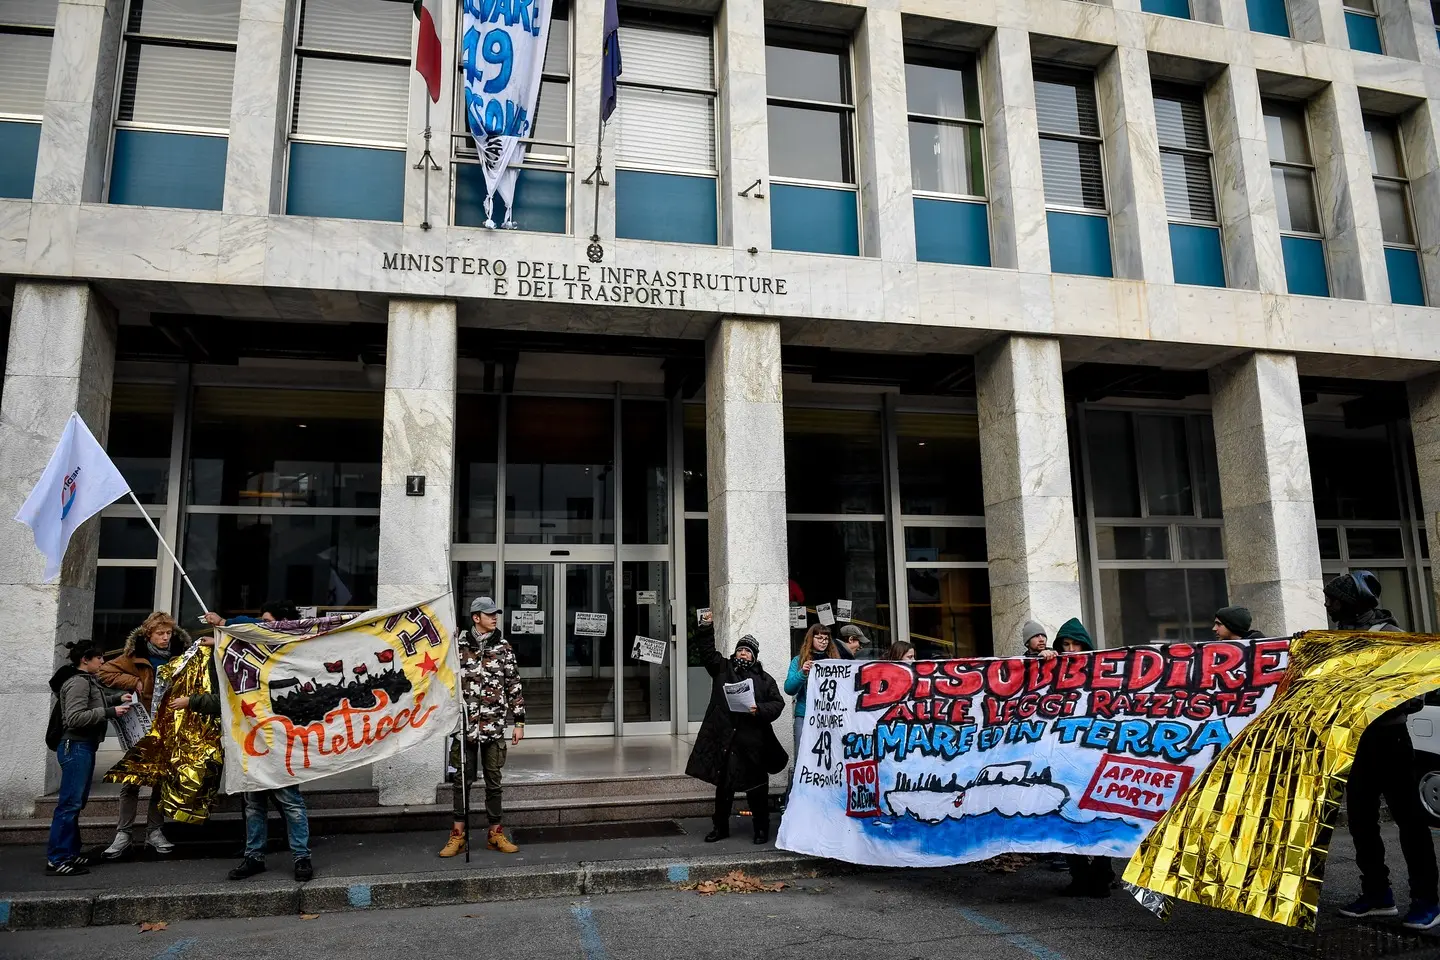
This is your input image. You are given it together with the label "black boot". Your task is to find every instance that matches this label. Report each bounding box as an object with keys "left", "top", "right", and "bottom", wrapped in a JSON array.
[
  {"left": 752, "top": 826, "right": 770, "bottom": 845},
  {"left": 704, "top": 827, "right": 729, "bottom": 842},
  {"left": 228, "top": 857, "right": 267, "bottom": 881}
]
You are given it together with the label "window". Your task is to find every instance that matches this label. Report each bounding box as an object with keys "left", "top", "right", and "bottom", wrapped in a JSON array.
[
  {"left": 1247, "top": 0, "right": 1291, "bottom": 35},
  {"left": 1365, "top": 114, "right": 1425, "bottom": 306},
  {"left": 0, "top": 0, "right": 54, "bottom": 199},
  {"left": 1081, "top": 409, "right": 1227, "bottom": 646},
  {"left": 1154, "top": 83, "right": 1224, "bottom": 287},
  {"left": 614, "top": 11, "right": 717, "bottom": 244},
  {"left": 1034, "top": 63, "right": 1111, "bottom": 277},
  {"left": 906, "top": 49, "right": 989, "bottom": 266},
  {"left": 1263, "top": 99, "right": 1329, "bottom": 297},
  {"left": 1142, "top": 0, "right": 1192, "bottom": 18},
  {"left": 1344, "top": 0, "right": 1384, "bottom": 53},
  {"left": 111, "top": 0, "right": 239, "bottom": 209},
  {"left": 455, "top": 0, "right": 571, "bottom": 232},
  {"left": 766, "top": 31, "right": 859, "bottom": 256},
  {"left": 285, "top": 0, "right": 410, "bottom": 221}
]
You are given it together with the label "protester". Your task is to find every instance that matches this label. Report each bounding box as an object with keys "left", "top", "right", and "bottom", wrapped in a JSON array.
[
  {"left": 1053, "top": 619, "right": 1094, "bottom": 654},
  {"left": 687, "top": 625, "right": 787, "bottom": 845},
  {"left": 177, "top": 603, "right": 315, "bottom": 882},
  {"left": 782, "top": 624, "right": 835, "bottom": 807},
  {"left": 884, "top": 641, "right": 917, "bottom": 662},
  {"left": 99, "top": 612, "right": 188, "bottom": 859},
  {"left": 1049, "top": 618, "right": 1113, "bottom": 896},
  {"left": 1324, "top": 572, "right": 1438, "bottom": 930},
  {"left": 1211, "top": 606, "right": 1264, "bottom": 641},
  {"left": 1022, "top": 620, "right": 1054, "bottom": 659},
  {"left": 837, "top": 624, "right": 866, "bottom": 659},
  {"left": 46, "top": 642, "right": 133, "bottom": 876},
  {"left": 439, "top": 596, "right": 525, "bottom": 858}
]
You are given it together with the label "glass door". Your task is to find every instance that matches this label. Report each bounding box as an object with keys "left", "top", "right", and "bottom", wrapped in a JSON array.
[{"left": 620, "top": 560, "right": 675, "bottom": 733}]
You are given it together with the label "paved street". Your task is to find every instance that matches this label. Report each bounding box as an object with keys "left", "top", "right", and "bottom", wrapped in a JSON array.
[{"left": 5, "top": 828, "right": 1439, "bottom": 960}]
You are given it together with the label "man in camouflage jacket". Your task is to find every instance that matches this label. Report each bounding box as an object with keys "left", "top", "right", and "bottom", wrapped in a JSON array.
[{"left": 439, "top": 596, "right": 525, "bottom": 857}]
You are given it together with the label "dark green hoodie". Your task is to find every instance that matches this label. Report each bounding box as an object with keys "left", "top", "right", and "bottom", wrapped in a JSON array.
[{"left": 1053, "top": 618, "right": 1094, "bottom": 651}]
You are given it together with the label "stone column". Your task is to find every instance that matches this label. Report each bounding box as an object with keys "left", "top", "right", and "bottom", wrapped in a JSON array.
[
  {"left": 1309, "top": 82, "right": 1390, "bottom": 302},
  {"left": 0, "top": 282, "right": 116, "bottom": 817},
  {"left": 853, "top": 4, "right": 915, "bottom": 261},
  {"left": 975, "top": 336, "right": 1081, "bottom": 656},
  {"left": 1206, "top": 65, "right": 1288, "bottom": 293},
  {"left": 1097, "top": 41, "right": 1172, "bottom": 283},
  {"left": 371, "top": 299, "right": 457, "bottom": 806},
  {"left": 978, "top": 27, "right": 1050, "bottom": 274},
  {"left": 222, "top": 0, "right": 293, "bottom": 217},
  {"left": 1209, "top": 352, "right": 1326, "bottom": 635},
  {"left": 717, "top": 0, "right": 770, "bottom": 250},
  {"left": 1408, "top": 371, "right": 1440, "bottom": 617},
  {"left": 1400, "top": 99, "right": 1440, "bottom": 301},
  {"left": 704, "top": 318, "right": 790, "bottom": 766},
  {"left": 571, "top": 0, "right": 615, "bottom": 242}
]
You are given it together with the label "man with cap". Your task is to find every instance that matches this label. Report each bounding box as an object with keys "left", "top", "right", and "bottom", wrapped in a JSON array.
[
  {"left": 1211, "top": 605, "right": 1264, "bottom": 641},
  {"left": 1322, "top": 572, "right": 1438, "bottom": 930},
  {"left": 1022, "top": 620, "right": 1052, "bottom": 658},
  {"left": 837, "top": 624, "right": 867, "bottom": 659},
  {"left": 685, "top": 622, "right": 787, "bottom": 845},
  {"left": 438, "top": 596, "right": 525, "bottom": 858}
]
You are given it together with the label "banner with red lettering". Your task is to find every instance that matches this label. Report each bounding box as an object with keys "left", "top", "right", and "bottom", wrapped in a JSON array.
[
  {"left": 215, "top": 600, "right": 459, "bottom": 792},
  {"left": 775, "top": 639, "right": 1288, "bottom": 867}
]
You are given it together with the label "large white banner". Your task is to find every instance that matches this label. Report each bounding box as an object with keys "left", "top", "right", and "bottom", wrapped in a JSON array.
[
  {"left": 461, "top": 0, "right": 554, "bottom": 226},
  {"left": 776, "top": 639, "right": 1288, "bottom": 867}
]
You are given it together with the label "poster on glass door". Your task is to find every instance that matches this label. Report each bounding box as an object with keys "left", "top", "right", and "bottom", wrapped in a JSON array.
[{"left": 574, "top": 612, "right": 609, "bottom": 636}]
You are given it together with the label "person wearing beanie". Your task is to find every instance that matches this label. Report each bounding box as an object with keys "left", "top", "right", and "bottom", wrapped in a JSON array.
[
  {"left": 1211, "top": 605, "right": 1264, "bottom": 641},
  {"left": 1021, "top": 620, "right": 1050, "bottom": 658},
  {"left": 1049, "top": 617, "right": 1113, "bottom": 896},
  {"left": 1323, "top": 572, "right": 1438, "bottom": 929},
  {"left": 686, "top": 623, "right": 787, "bottom": 845}
]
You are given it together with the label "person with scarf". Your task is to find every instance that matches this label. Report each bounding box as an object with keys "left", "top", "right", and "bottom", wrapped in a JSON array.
[
  {"left": 1324, "top": 572, "right": 1438, "bottom": 930},
  {"left": 686, "top": 622, "right": 787, "bottom": 845}
]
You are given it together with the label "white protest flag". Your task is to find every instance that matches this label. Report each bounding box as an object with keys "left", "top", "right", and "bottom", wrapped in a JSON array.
[{"left": 14, "top": 412, "right": 131, "bottom": 582}]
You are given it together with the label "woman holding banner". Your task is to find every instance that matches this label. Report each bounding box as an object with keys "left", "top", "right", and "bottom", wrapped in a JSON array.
[{"left": 782, "top": 624, "right": 837, "bottom": 807}]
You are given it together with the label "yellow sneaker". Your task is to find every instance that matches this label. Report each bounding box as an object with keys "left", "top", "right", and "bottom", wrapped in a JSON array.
[
  {"left": 487, "top": 825, "right": 518, "bottom": 854},
  {"left": 438, "top": 826, "right": 467, "bottom": 858}
]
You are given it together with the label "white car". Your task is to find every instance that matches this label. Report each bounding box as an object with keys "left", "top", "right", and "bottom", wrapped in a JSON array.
[{"left": 1407, "top": 694, "right": 1440, "bottom": 825}]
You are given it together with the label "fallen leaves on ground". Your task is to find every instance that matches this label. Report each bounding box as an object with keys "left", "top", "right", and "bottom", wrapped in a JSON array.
[
  {"left": 138, "top": 921, "right": 168, "bottom": 933},
  {"left": 678, "top": 870, "right": 787, "bottom": 895},
  {"left": 299, "top": 914, "right": 320, "bottom": 921},
  {"left": 985, "top": 854, "right": 1033, "bottom": 874}
]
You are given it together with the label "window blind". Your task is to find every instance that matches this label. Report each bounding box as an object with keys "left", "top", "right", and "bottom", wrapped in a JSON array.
[
  {"left": 615, "top": 87, "right": 714, "bottom": 170},
  {"left": 292, "top": 56, "right": 407, "bottom": 143},
  {"left": 1039, "top": 137, "right": 1105, "bottom": 209},
  {"left": 1033, "top": 67, "right": 1099, "bottom": 138},
  {"left": 127, "top": 0, "right": 240, "bottom": 43},
  {"left": 617, "top": 22, "right": 711, "bottom": 89},
  {"left": 1153, "top": 93, "right": 1209, "bottom": 150},
  {"left": 0, "top": 0, "right": 57, "bottom": 27},
  {"left": 0, "top": 31, "right": 50, "bottom": 116},
  {"left": 1160, "top": 152, "right": 1216, "bottom": 221},
  {"left": 117, "top": 43, "right": 235, "bottom": 129},
  {"left": 299, "top": 0, "right": 411, "bottom": 60}
]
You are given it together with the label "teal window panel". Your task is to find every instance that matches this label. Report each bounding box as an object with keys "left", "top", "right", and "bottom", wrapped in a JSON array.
[
  {"left": 1345, "top": 12, "right": 1384, "bottom": 52},
  {"left": 455, "top": 166, "right": 567, "bottom": 233},
  {"left": 1142, "top": 0, "right": 1191, "bottom": 16},
  {"left": 0, "top": 121, "right": 41, "bottom": 199},
  {"left": 914, "top": 198, "right": 991, "bottom": 266},
  {"left": 770, "top": 183, "right": 859, "bottom": 256},
  {"left": 1280, "top": 235, "right": 1329, "bottom": 296},
  {"left": 109, "top": 129, "right": 226, "bottom": 210},
  {"left": 1169, "top": 223, "right": 1225, "bottom": 287},
  {"left": 286, "top": 143, "right": 403, "bottom": 221},
  {"left": 1385, "top": 247, "right": 1425, "bottom": 305},
  {"left": 615, "top": 171, "right": 717, "bottom": 245},
  {"left": 1247, "top": 0, "right": 1290, "bottom": 35},
  {"left": 1047, "top": 211, "right": 1113, "bottom": 277}
]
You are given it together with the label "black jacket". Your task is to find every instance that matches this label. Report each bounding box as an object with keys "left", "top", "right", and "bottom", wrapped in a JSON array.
[
  {"left": 49, "top": 665, "right": 123, "bottom": 744},
  {"left": 1336, "top": 607, "right": 1421, "bottom": 726},
  {"left": 685, "top": 624, "right": 788, "bottom": 792}
]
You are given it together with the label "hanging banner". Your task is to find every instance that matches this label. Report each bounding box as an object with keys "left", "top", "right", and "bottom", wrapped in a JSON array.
[
  {"left": 1125, "top": 630, "right": 1440, "bottom": 930},
  {"left": 776, "top": 639, "right": 1288, "bottom": 867},
  {"left": 461, "top": 0, "right": 554, "bottom": 227},
  {"left": 214, "top": 601, "right": 460, "bottom": 792}
]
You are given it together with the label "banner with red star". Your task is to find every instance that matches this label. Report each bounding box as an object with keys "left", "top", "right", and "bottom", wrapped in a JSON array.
[{"left": 213, "top": 599, "right": 460, "bottom": 792}]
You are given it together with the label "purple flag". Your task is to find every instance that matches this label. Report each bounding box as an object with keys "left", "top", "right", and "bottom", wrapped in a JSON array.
[{"left": 600, "top": 0, "right": 622, "bottom": 121}]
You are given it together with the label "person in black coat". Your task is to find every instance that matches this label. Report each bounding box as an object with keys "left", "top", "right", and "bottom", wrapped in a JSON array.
[{"left": 685, "top": 624, "right": 788, "bottom": 844}]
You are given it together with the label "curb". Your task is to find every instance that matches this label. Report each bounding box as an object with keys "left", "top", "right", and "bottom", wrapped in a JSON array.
[{"left": 0, "top": 851, "right": 846, "bottom": 930}]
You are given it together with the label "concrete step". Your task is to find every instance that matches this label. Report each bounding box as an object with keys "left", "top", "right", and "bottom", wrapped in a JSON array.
[
  {"left": 443, "top": 773, "right": 699, "bottom": 804},
  {"left": 32, "top": 785, "right": 380, "bottom": 821}
]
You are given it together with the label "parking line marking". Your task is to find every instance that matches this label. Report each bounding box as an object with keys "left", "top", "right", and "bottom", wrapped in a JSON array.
[
  {"left": 0, "top": 900, "right": 10, "bottom": 928},
  {"left": 347, "top": 884, "right": 373, "bottom": 908},
  {"left": 151, "top": 937, "right": 199, "bottom": 960},
  {"left": 955, "top": 907, "right": 1067, "bottom": 960},
  {"left": 571, "top": 906, "right": 612, "bottom": 960},
  {"left": 667, "top": 864, "right": 690, "bottom": 883}
]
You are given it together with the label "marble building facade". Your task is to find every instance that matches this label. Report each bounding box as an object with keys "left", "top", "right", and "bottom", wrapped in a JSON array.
[{"left": 1, "top": 0, "right": 1439, "bottom": 814}]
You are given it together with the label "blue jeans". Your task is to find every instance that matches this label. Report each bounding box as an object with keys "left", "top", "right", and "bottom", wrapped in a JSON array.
[
  {"left": 242, "top": 786, "right": 311, "bottom": 861},
  {"left": 47, "top": 739, "right": 96, "bottom": 864}
]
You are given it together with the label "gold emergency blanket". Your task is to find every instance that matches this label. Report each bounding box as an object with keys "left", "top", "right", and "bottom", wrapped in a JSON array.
[
  {"left": 104, "top": 643, "right": 224, "bottom": 823},
  {"left": 1122, "top": 629, "right": 1440, "bottom": 929}
]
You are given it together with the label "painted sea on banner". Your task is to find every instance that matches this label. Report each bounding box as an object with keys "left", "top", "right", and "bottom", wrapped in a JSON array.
[
  {"left": 776, "top": 639, "right": 1289, "bottom": 867},
  {"left": 214, "top": 601, "right": 459, "bottom": 792}
]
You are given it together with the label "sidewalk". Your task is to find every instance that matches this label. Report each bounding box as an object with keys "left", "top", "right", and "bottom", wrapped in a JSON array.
[{"left": 0, "top": 817, "right": 844, "bottom": 930}]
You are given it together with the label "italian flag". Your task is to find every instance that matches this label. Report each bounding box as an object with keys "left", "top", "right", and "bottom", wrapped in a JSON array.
[{"left": 413, "top": 0, "right": 442, "bottom": 102}]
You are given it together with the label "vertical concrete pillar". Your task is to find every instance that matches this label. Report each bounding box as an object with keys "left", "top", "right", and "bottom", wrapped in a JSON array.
[
  {"left": 1097, "top": 41, "right": 1173, "bottom": 283},
  {"left": 1407, "top": 372, "right": 1440, "bottom": 617},
  {"left": 1207, "top": 65, "right": 1288, "bottom": 293},
  {"left": 571, "top": 0, "right": 616, "bottom": 242},
  {"left": 853, "top": 4, "right": 915, "bottom": 261},
  {"left": 978, "top": 27, "right": 1050, "bottom": 273},
  {"left": 223, "top": 0, "right": 293, "bottom": 217},
  {"left": 1309, "top": 82, "right": 1391, "bottom": 302},
  {"left": 1400, "top": 99, "right": 1440, "bottom": 301},
  {"left": 704, "top": 318, "right": 790, "bottom": 766},
  {"left": 975, "top": 336, "right": 1081, "bottom": 656},
  {"left": 0, "top": 282, "right": 117, "bottom": 816},
  {"left": 372, "top": 299, "right": 457, "bottom": 805},
  {"left": 717, "top": 0, "right": 770, "bottom": 250},
  {"left": 1209, "top": 352, "right": 1326, "bottom": 635}
]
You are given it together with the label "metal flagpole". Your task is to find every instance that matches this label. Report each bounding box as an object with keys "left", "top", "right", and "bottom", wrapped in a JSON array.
[
  {"left": 126, "top": 489, "right": 209, "bottom": 614},
  {"left": 445, "top": 544, "right": 472, "bottom": 862},
  {"left": 581, "top": 112, "right": 607, "bottom": 261},
  {"left": 415, "top": 97, "right": 441, "bottom": 231}
]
